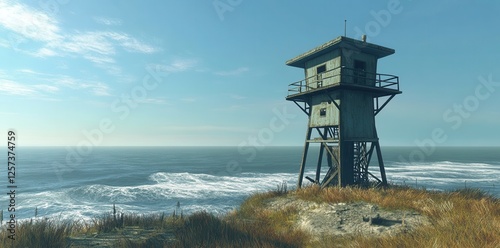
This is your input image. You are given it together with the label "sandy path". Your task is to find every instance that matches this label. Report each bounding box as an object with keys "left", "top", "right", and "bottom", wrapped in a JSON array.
[{"left": 266, "top": 196, "right": 429, "bottom": 240}]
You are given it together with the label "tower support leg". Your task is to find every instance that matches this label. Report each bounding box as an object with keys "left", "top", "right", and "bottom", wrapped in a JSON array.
[
  {"left": 315, "top": 143, "right": 324, "bottom": 183},
  {"left": 314, "top": 127, "right": 329, "bottom": 183},
  {"left": 375, "top": 142, "right": 388, "bottom": 186},
  {"left": 297, "top": 127, "right": 312, "bottom": 188}
]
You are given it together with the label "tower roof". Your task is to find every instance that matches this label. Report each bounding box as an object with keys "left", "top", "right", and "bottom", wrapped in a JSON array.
[{"left": 286, "top": 36, "right": 395, "bottom": 68}]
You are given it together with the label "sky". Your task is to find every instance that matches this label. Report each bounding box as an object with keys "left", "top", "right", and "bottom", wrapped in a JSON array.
[{"left": 0, "top": 0, "right": 499, "bottom": 147}]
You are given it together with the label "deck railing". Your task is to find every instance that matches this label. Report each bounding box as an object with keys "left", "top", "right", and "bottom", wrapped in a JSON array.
[{"left": 287, "top": 66, "right": 399, "bottom": 96}]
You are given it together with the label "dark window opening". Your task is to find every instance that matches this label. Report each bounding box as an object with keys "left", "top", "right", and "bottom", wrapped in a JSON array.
[
  {"left": 354, "top": 60, "right": 367, "bottom": 85},
  {"left": 320, "top": 108, "right": 327, "bottom": 117},
  {"left": 316, "top": 65, "right": 326, "bottom": 87},
  {"left": 316, "top": 64, "right": 326, "bottom": 74},
  {"left": 354, "top": 60, "right": 366, "bottom": 71}
]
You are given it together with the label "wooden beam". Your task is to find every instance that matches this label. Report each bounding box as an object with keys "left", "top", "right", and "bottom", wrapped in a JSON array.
[
  {"left": 374, "top": 94, "right": 395, "bottom": 116},
  {"left": 297, "top": 127, "right": 312, "bottom": 188},
  {"left": 375, "top": 142, "right": 387, "bottom": 186},
  {"left": 293, "top": 101, "right": 310, "bottom": 116},
  {"left": 367, "top": 171, "right": 381, "bottom": 182},
  {"left": 316, "top": 142, "right": 325, "bottom": 183},
  {"left": 321, "top": 169, "right": 339, "bottom": 189}
]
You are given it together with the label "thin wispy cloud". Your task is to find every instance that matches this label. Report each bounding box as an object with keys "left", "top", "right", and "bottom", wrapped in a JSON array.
[
  {"left": 58, "top": 31, "right": 116, "bottom": 56},
  {"left": 33, "top": 84, "right": 59, "bottom": 93},
  {"left": 170, "top": 59, "right": 198, "bottom": 71},
  {"left": 215, "top": 67, "right": 249, "bottom": 76},
  {"left": 84, "top": 54, "right": 116, "bottom": 64},
  {"left": 7, "top": 69, "right": 111, "bottom": 97},
  {"left": 32, "top": 47, "right": 58, "bottom": 57},
  {"left": 54, "top": 31, "right": 158, "bottom": 57},
  {"left": 0, "top": 83, "right": 60, "bottom": 100},
  {"left": 106, "top": 32, "right": 157, "bottom": 53},
  {"left": 16, "top": 69, "right": 36, "bottom": 74},
  {"left": 0, "top": 79, "right": 36, "bottom": 96},
  {"left": 54, "top": 76, "right": 111, "bottom": 96},
  {"left": 0, "top": 38, "right": 9, "bottom": 47},
  {"left": 0, "top": 0, "right": 61, "bottom": 42},
  {"left": 53, "top": 32, "right": 158, "bottom": 63},
  {"left": 7, "top": 68, "right": 111, "bottom": 96},
  {"left": 137, "top": 98, "right": 169, "bottom": 104},
  {"left": 1, "top": 71, "right": 49, "bottom": 97},
  {"left": 0, "top": 1, "right": 161, "bottom": 90},
  {"left": 95, "top": 63, "right": 123, "bottom": 78},
  {"left": 0, "top": 0, "right": 158, "bottom": 77},
  {"left": 93, "top": 16, "right": 122, "bottom": 26},
  {"left": 88, "top": 83, "right": 111, "bottom": 96},
  {"left": 149, "top": 58, "right": 199, "bottom": 73}
]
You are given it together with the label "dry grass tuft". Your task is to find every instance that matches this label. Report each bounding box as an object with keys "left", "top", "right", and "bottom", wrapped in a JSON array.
[
  {"left": 0, "top": 218, "right": 83, "bottom": 248},
  {"left": 294, "top": 185, "right": 500, "bottom": 248}
]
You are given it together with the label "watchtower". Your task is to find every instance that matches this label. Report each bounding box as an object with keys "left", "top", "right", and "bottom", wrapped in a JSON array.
[{"left": 286, "top": 36, "right": 401, "bottom": 188}]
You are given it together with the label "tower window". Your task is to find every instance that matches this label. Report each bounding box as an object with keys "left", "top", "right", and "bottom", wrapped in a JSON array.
[
  {"left": 316, "top": 64, "right": 326, "bottom": 74},
  {"left": 353, "top": 60, "right": 367, "bottom": 85},
  {"left": 320, "top": 108, "right": 327, "bottom": 117},
  {"left": 354, "top": 60, "right": 366, "bottom": 71},
  {"left": 316, "top": 65, "right": 326, "bottom": 87}
]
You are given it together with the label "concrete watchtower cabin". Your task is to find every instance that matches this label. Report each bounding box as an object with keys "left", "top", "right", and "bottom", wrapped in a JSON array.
[{"left": 286, "top": 35, "right": 401, "bottom": 188}]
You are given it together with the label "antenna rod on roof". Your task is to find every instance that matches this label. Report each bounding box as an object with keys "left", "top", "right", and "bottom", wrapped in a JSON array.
[{"left": 344, "top": 20, "right": 347, "bottom": 37}]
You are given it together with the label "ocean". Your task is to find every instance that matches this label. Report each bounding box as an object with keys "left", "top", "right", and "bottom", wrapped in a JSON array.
[{"left": 1, "top": 146, "right": 499, "bottom": 222}]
